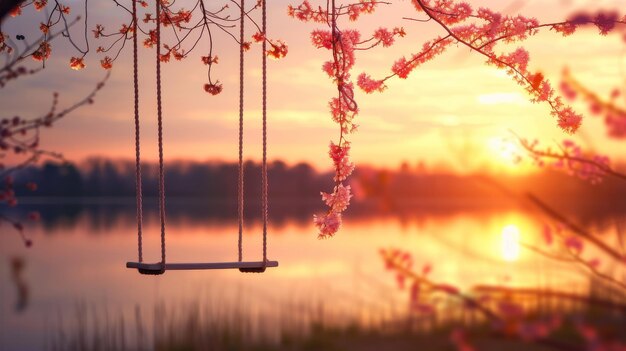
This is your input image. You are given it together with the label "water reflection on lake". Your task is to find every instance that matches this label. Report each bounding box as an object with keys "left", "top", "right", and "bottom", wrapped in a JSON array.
[{"left": 0, "top": 200, "right": 617, "bottom": 350}]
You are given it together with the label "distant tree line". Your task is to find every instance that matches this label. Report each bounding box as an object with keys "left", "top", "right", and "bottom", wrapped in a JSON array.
[
  {"left": 9, "top": 157, "right": 626, "bottom": 213},
  {"left": 11, "top": 158, "right": 333, "bottom": 199}
]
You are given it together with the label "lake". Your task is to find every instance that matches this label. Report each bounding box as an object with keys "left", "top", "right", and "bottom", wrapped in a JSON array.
[{"left": 0, "top": 199, "right": 618, "bottom": 350}]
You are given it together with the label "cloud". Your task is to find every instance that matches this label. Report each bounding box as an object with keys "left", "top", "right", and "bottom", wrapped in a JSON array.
[{"left": 477, "top": 93, "right": 530, "bottom": 106}]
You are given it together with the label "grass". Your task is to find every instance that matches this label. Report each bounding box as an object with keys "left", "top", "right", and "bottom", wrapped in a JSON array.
[{"left": 46, "top": 282, "right": 626, "bottom": 351}]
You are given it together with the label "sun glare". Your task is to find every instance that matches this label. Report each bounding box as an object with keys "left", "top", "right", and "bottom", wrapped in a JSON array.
[
  {"left": 501, "top": 224, "right": 521, "bottom": 262},
  {"left": 488, "top": 137, "right": 520, "bottom": 164}
]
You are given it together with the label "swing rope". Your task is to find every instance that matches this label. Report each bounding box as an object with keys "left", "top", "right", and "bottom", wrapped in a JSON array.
[
  {"left": 238, "top": 0, "right": 269, "bottom": 265},
  {"left": 128, "top": 0, "right": 275, "bottom": 273},
  {"left": 132, "top": 0, "right": 144, "bottom": 263},
  {"left": 261, "top": 0, "right": 268, "bottom": 264},
  {"left": 155, "top": 0, "right": 167, "bottom": 269},
  {"left": 237, "top": 0, "right": 245, "bottom": 263}
]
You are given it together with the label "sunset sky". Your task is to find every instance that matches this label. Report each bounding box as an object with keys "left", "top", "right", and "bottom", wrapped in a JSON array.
[{"left": 2, "top": 0, "right": 626, "bottom": 174}]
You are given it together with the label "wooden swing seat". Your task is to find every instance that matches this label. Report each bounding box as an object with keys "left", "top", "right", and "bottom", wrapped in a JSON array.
[
  {"left": 126, "top": 0, "right": 276, "bottom": 276},
  {"left": 126, "top": 260, "right": 279, "bottom": 274}
]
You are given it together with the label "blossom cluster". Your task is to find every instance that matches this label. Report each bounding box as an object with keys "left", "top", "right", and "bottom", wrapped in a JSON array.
[
  {"left": 158, "top": 7, "right": 192, "bottom": 28},
  {"left": 311, "top": 142, "right": 355, "bottom": 237},
  {"left": 385, "top": 36, "right": 452, "bottom": 80},
  {"left": 32, "top": 42, "right": 52, "bottom": 62},
  {"left": 313, "top": 183, "right": 353, "bottom": 237},
  {"left": 288, "top": 0, "right": 378, "bottom": 23}
]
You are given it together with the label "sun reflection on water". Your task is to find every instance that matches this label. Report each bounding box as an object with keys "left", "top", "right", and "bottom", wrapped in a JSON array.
[{"left": 501, "top": 224, "right": 521, "bottom": 262}]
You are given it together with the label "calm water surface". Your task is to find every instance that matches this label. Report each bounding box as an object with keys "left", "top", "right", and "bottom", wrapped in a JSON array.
[{"left": 0, "top": 200, "right": 615, "bottom": 350}]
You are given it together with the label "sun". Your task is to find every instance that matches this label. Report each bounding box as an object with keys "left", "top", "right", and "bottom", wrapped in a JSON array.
[
  {"left": 501, "top": 224, "right": 521, "bottom": 262},
  {"left": 487, "top": 137, "right": 521, "bottom": 164}
]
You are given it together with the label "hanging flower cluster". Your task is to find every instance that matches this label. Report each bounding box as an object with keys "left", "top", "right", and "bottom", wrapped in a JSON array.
[
  {"left": 312, "top": 25, "right": 360, "bottom": 238},
  {"left": 69, "top": 57, "right": 86, "bottom": 70},
  {"left": 267, "top": 41, "right": 289, "bottom": 59},
  {"left": 291, "top": 0, "right": 405, "bottom": 238}
]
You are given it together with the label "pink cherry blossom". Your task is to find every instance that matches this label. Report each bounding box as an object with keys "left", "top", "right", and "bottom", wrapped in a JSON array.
[
  {"left": 357, "top": 73, "right": 386, "bottom": 93},
  {"left": 373, "top": 28, "right": 395, "bottom": 47},
  {"left": 313, "top": 211, "right": 342, "bottom": 239},
  {"left": 320, "top": 184, "right": 352, "bottom": 212},
  {"left": 564, "top": 236, "right": 584, "bottom": 254},
  {"left": 542, "top": 224, "right": 553, "bottom": 246}
]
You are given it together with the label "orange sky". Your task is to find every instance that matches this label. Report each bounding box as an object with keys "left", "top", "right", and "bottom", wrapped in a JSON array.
[{"left": 2, "top": 0, "right": 626, "bottom": 174}]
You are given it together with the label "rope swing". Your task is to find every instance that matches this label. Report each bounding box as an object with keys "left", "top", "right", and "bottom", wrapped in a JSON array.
[{"left": 126, "top": 0, "right": 278, "bottom": 275}]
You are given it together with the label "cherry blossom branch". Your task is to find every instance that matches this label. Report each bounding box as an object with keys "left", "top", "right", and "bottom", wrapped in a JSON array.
[
  {"left": 380, "top": 249, "right": 613, "bottom": 351},
  {"left": 475, "top": 17, "right": 626, "bottom": 52},
  {"left": 93, "top": 0, "right": 286, "bottom": 92},
  {"left": 520, "top": 242, "right": 578, "bottom": 263},
  {"left": 568, "top": 251, "right": 626, "bottom": 291},
  {"left": 1, "top": 72, "right": 109, "bottom": 177},
  {"left": 0, "top": 212, "right": 32, "bottom": 247},
  {"left": 1, "top": 71, "right": 109, "bottom": 153},
  {"left": 419, "top": 0, "right": 573, "bottom": 132},
  {"left": 52, "top": 0, "right": 90, "bottom": 56},
  {"left": 512, "top": 133, "right": 625, "bottom": 183},
  {"left": 560, "top": 68, "right": 626, "bottom": 139},
  {"left": 381, "top": 249, "right": 501, "bottom": 321},
  {"left": 617, "top": 221, "right": 626, "bottom": 257},
  {"left": 471, "top": 173, "right": 626, "bottom": 302},
  {"left": 521, "top": 241, "right": 626, "bottom": 292},
  {"left": 0, "top": 16, "right": 80, "bottom": 80},
  {"left": 1, "top": 72, "right": 109, "bottom": 247},
  {"left": 358, "top": 2, "right": 626, "bottom": 135},
  {"left": 2, "top": 0, "right": 88, "bottom": 69},
  {"left": 526, "top": 192, "right": 625, "bottom": 263}
]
